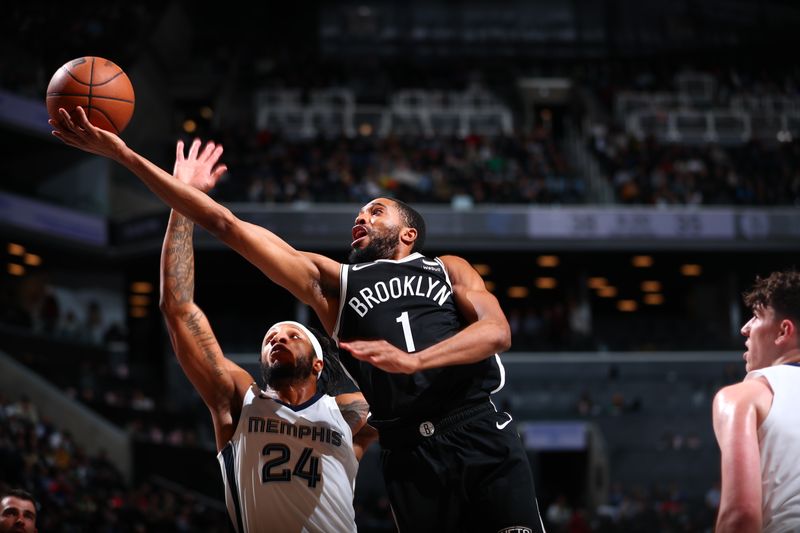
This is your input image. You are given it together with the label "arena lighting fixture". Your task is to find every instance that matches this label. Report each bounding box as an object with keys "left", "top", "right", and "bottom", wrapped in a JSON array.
[
  {"left": 130, "top": 306, "right": 148, "bottom": 318},
  {"left": 472, "top": 264, "right": 491, "bottom": 276},
  {"left": 597, "top": 286, "right": 617, "bottom": 298},
  {"left": 641, "top": 280, "right": 661, "bottom": 292},
  {"left": 617, "top": 300, "right": 637, "bottom": 312},
  {"left": 644, "top": 293, "right": 664, "bottom": 305},
  {"left": 23, "top": 253, "right": 42, "bottom": 266},
  {"left": 632, "top": 255, "right": 653, "bottom": 267},
  {"left": 7, "top": 263, "right": 24, "bottom": 276},
  {"left": 535, "top": 277, "right": 557, "bottom": 289},
  {"left": 183, "top": 119, "right": 197, "bottom": 133},
  {"left": 200, "top": 106, "right": 214, "bottom": 119},
  {"left": 681, "top": 264, "right": 702, "bottom": 276},
  {"left": 131, "top": 282, "right": 154, "bottom": 294},
  {"left": 129, "top": 295, "right": 150, "bottom": 306},
  {"left": 507, "top": 286, "right": 529, "bottom": 298},
  {"left": 536, "top": 255, "right": 559, "bottom": 267},
  {"left": 588, "top": 277, "right": 607, "bottom": 289},
  {"left": 7, "top": 243, "right": 25, "bottom": 256},
  {"left": 358, "top": 123, "right": 373, "bottom": 136}
]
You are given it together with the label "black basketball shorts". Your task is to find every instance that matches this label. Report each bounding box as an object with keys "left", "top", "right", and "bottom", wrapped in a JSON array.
[{"left": 378, "top": 402, "right": 545, "bottom": 533}]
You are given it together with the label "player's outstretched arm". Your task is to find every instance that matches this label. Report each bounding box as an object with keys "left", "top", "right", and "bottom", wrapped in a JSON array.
[
  {"left": 340, "top": 255, "right": 510, "bottom": 374},
  {"left": 52, "top": 108, "right": 341, "bottom": 328},
  {"left": 712, "top": 381, "right": 764, "bottom": 533},
  {"left": 159, "top": 209, "right": 252, "bottom": 451}
]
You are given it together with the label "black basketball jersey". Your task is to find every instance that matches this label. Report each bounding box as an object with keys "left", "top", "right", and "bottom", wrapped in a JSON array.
[{"left": 333, "top": 252, "right": 505, "bottom": 428}]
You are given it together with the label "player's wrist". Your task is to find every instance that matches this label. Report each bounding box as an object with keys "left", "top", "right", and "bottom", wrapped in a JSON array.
[{"left": 410, "top": 351, "right": 426, "bottom": 373}]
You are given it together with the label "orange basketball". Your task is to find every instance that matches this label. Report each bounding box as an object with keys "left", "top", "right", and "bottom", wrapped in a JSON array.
[{"left": 46, "top": 56, "right": 135, "bottom": 134}]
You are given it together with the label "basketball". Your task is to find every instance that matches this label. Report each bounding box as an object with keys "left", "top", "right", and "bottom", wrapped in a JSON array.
[{"left": 46, "top": 56, "right": 135, "bottom": 134}]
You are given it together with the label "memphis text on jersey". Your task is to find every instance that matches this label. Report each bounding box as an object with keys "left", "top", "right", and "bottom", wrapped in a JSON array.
[
  {"left": 347, "top": 274, "right": 452, "bottom": 318},
  {"left": 248, "top": 416, "right": 344, "bottom": 447}
]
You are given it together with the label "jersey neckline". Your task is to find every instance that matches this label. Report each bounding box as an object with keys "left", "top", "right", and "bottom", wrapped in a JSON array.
[
  {"left": 349, "top": 252, "right": 424, "bottom": 268},
  {"left": 266, "top": 391, "right": 325, "bottom": 411}
]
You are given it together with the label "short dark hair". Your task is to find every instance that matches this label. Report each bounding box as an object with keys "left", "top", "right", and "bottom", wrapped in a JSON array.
[
  {"left": 391, "top": 199, "right": 426, "bottom": 253},
  {"left": 743, "top": 269, "right": 800, "bottom": 321},
  {"left": 1, "top": 488, "right": 37, "bottom": 509}
]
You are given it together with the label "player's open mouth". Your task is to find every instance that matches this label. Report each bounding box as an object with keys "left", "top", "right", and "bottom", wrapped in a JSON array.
[
  {"left": 270, "top": 345, "right": 291, "bottom": 358},
  {"left": 351, "top": 225, "right": 368, "bottom": 247}
]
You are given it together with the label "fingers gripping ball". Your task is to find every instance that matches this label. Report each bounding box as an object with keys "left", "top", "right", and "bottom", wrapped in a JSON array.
[{"left": 46, "top": 56, "right": 135, "bottom": 134}]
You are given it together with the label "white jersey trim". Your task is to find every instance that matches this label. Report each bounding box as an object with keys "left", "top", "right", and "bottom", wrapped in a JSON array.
[
  {"left": 490, "top": 353, "right": 506, "bottom": 393},
  {"left": 433, "top": 256, "right": 454, "bottom": 290},
  {"left": 332, "top": 263, "right": 349, "bottom": 344}
]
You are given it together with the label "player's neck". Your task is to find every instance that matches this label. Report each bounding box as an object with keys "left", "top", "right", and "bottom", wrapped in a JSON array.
[
  {"left": 390, "top": 247, "right": 415, "bottom": 261},
  {"left": 774, "top": 350, "right": 800, "bottom": 366},
  {"left": 273, "top": 380, "right": 318, "bottom": 406}
]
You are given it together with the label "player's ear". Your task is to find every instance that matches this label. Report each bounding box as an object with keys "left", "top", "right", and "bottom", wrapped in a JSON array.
[
  {"left": 313, "top": 358, "right": 324, "bottom": 377},
  {"left": 777, "top": 318, "right": 797, "bottom": 346},
  {"left": 400, "top": 227, "right": 417, "bottom": 246}
]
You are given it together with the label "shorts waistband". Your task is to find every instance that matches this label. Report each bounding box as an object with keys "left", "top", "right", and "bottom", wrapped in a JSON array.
[{"left": 376, "top": 401, "right": 493, "bottom": 449}]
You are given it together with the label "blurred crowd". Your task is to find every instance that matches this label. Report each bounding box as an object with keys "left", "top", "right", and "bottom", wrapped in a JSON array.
[
  {"left": 544, "top": 482, "right": 720, "bottom": 533},
  {"left": 2, "top": 3, "right": 159, "bottom": 98},
  {"left": 589, "top": 126, "right": 800, "bottom": 206},
  {"left": 585, "top": 62, "right": 800, "bottom": 206},
  {"left": 0, "top": 273, "right": 127, "bottom": 350},
  {"left": 0, "top": 394, "right": 229, "bottom": 532},
  {"left": 209, "top": 126, "right": 581, "bottom": 206}
]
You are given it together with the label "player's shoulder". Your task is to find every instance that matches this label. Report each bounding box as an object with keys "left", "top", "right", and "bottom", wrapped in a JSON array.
[
  {"left": 713, "top": 376, "right": 773, "bottom": 409},
  {"left": 437, "top": 254, "right": 472, "bottom": 270}
]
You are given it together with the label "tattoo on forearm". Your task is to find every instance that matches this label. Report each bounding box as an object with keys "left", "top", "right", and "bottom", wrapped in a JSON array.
[
  {"left": 184, "top": 310, "right": 224, "bottom": 377},
  {"left": 165, "top": 213, "right": 195, "bottom": 304},
  {"left": 339, "top": 400, "right": 370, "bottom": 431}
]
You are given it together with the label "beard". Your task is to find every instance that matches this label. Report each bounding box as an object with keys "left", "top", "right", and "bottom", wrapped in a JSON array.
[
  {"left": 349, "top": 227, "right": 401, "bottom": 263},
  {"left": 261, "top": 354, "right": 314, "bottom": 389}
]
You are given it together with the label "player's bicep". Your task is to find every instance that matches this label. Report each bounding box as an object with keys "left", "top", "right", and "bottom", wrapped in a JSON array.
[
  {"left": 713, "top": 385, "right": 763, "bottom": 511},
  {"left": 442, "top": 255, "right": 507, "bottom": 325},
  {"left": 164, "top": 304, "right": 241, "bottom": 412},
  {"left": 335, "top": 392, "right": 370, "bottom": 434}
]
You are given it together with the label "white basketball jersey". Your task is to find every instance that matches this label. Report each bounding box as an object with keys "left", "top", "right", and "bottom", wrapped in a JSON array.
[
  {"left": 748, "top": 364, "right": 800, "bottom": 533},
  {"left": 217, "top": 384, "right": 358, "bottom": 533}
]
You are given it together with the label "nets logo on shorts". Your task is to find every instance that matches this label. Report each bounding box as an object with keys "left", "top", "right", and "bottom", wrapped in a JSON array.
[{"left": 497, "top": 528, "right": 532, "bottom": 533}]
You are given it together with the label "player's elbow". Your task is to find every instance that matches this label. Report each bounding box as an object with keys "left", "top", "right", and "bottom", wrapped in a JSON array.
[
  {"left": 206, "top": 205, "right": 237, "bottom": 239},
  {"left": 490, "top": 320, "right": 512, "bottom": 353},
  {"left": 716, "top": 504, "right": 761, "bottom": 533},
  {"left": 158, "top": 295, "right": 173, "bottom": 315},
  {"left": 158, "top": 293, "right": 191, "bottom": 318}
]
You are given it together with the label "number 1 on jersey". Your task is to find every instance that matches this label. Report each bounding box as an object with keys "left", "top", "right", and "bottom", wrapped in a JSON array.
[{"left": 395, "top": 311, "right": 416, "bottom": 352}]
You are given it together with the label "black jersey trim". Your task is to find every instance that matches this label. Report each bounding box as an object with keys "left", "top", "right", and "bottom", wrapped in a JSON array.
[{"left": 221, "top": 442, "right": 244, "bottom": 533}]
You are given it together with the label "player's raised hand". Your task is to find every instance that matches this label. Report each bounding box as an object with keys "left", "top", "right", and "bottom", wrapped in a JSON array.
[
  {"left": 173, "top": 139, "right": 227, "bottom": 193},
  {"left": 50, "top": 106, "right": 127, "bottom": 160},
  {"left": 339, "top": 339, "right": 421, "bottom": 374}
]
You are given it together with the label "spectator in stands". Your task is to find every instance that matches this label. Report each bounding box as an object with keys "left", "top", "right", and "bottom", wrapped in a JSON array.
[
  {"left": 546, "top": 494, "right": 572, "bottom": 532},
  {"left": 0, "top": 489, "right": 37, "bottom": 533},
  {"left": 83, "top": 300, "right": 104, "bottom": 345},
  {"left": 713, "top": 270, "right": 800, "bottom": 532}
]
